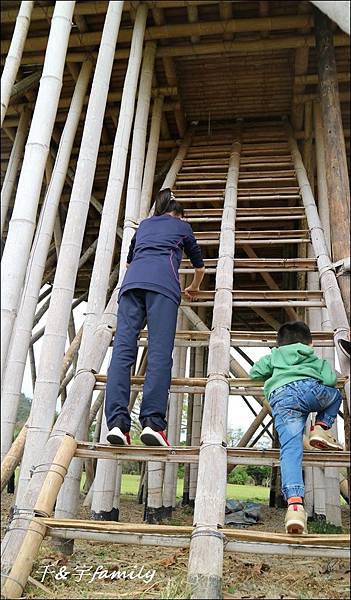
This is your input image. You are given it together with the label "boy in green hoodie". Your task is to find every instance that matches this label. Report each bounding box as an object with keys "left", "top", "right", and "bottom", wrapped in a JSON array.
[{"left": 250, "top": 321, "right": 343, "bottom": 535}]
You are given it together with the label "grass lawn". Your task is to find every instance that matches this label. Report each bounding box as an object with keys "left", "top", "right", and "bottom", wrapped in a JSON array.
[{"left": 120, "top": 473, "right": 269, "bottom": 503}]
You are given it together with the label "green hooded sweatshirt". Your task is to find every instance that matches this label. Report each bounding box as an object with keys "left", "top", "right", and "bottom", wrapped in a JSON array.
[{"left": 249, "top": 342, "right": 337, "bottom": 400}]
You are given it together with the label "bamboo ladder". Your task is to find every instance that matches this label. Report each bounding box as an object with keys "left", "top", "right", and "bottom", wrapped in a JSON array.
[{"left": 3, "top": 123, "right": 350, "bottom": 599}]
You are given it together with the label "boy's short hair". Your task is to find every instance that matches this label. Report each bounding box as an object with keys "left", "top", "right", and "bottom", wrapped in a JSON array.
[{"left": 277, "top": 321, "right": 312, "bottom": 347}]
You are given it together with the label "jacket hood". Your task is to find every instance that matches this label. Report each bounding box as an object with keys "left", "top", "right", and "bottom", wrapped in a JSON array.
[{"left": 270, "top": 343, "right": 315, "bottom": 367}]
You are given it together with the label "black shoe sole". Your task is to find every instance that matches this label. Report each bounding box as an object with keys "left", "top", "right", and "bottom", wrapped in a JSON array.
[
  {"left": 106, "top": 434, "right": 126, "bottom": 446},
  {"left": 140, "top": 433, "right": 164, "bottom": 446}
]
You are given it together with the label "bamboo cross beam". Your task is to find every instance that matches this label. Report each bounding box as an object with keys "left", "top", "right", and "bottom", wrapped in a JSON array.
[
  {"left": 45, "top": 525, "right": 350, "bottom": 559},
  {"left": 74, "top": 442, "right": 350, "bottom": 469},
  {"left": 36, "top": 517, "right": 350, "bottom": 547}
]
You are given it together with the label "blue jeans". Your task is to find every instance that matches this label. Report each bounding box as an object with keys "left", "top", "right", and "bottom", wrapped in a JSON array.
[
  {"left": 269, "top": 378, "right": 342, "bottom": 500},
  {"left": 105, "top": 289, "right": 178, "bottom": 433}
]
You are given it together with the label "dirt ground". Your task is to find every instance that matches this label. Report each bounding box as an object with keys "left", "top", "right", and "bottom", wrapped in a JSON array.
[{"left": 1, "top": 492, "right": 350, "bottom": 600}]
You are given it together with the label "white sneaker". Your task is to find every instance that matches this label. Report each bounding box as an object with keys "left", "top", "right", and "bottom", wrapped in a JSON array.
[
  {"left": 309, "top": 425, "right": 344, "bottom": 451},
  {"left": 106, "top": 426, "right": 131, "bottom": 446},
  {"left": 285, "top": 504, "right": 307, "bottom": 535},
  {"left": 140, "top": 426, "right": 170, "bottom": 447}
]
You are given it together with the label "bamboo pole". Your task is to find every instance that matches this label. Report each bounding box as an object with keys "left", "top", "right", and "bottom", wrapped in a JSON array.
[
  {"left": 314, "top": 8, "right": 350, "bottom": 322},
  {"left": 2, "top": 435, "right": 77, "bottom": 599},
  {"left": 287, "top": 123, "right": 350, "bottom": 410},
  {"left": 1, "top": 106, "right": 30, "bottom": 235},
  {"left": 79, "top": 7, "right": 149, "bottom": 364},
  {"left": 139, "top": 95, "right": 164, "bottom": 219},
  {"left": 1, "top": 15, "right": 321, "bottom": 55},
  {"left": 0, "top": 61, "right": 92, "bottom": 463},
  {"left": 188, "top": 127, "right": 242, "bottom": 598},
  {"left": 313, "top": 100, "right": 342, "bottom": 526},
  {"left": 0, "top": 424, "right": 27, "bottom": 492},
  {"left": 89, "top": 9, "right": 150, "bottom": 519},
  {"left": 13, "top": 2, "right": 124, "bottom": 508},
  {"left": 0, "top": 1, "right": 34, "bottom": 126},
  {"left": 1, "top": 1, "right": 75, "bottom": 372},
  {"left": 189, "top": 337, "right": 205, "bottom": 503}
]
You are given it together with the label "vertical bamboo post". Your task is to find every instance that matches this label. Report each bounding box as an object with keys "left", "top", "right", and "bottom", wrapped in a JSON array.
[
  {"left": 189, "top": 342, "right": 205, "bottom": 504},
  {"left": 183, "top": 348, "right": 194, "bottom": 505},
  {"left": 2, "top": 435, "right": 77, "bottom": 599},
  {"left": 139, "top": 95, "right": 164, "bottom": 219},
  {"left": 0, "top": 60, "right": 93, "bottom": 462},
  {"left": 286, "top": 124, "right": 350, "bottom": 410},
  {"left": 313, "top": 100, "right": 342, "bottom": 526},
  {"left": 314, "top": 7, "right": 350, "bottom": 321},
  {"left": 89, "top": 12, "right": 151, "bottom": 518},
  {"left": 79, "top": 8, "right": 149, "bottom": 363},
  {"left": 1, "top": 1, "right": 75, "bottom": 372},
  {"left": 14, "top": 2, "right": 124, "bottom": 508},
  {"left": 0, "top": 1, "right": 34, "bottom": 126},
  {"left": 162, "top": 302, "right": 185, "bottom": 516},
  {"left": 1, "top": 107, "right": 31, "bottom": 235},
  {"left": 188, "top": 127, "right": 242, "bottom": 599},
  {"left": 116, "top": 37, "right": 156, "bottom": 286},
  {"left": 172, "top": 342, "right": 188, "bottom": 507}
]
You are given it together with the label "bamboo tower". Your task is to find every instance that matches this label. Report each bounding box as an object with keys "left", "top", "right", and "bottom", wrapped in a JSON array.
[{"left": 1, "top": 2, "right": 350, "bottom": 599}]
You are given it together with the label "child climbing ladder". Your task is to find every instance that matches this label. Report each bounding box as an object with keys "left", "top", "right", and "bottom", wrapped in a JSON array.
[
  {"left": 105, "top": 188, "right": 205, "bottom": 447},
  {"left": 250, "top": 320, "right": 344, "bottom": 535}
]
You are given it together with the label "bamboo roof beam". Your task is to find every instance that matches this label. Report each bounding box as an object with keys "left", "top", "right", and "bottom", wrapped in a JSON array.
[
  {"left": 152, "top": 7, "right": 186, "bottom": 137},
  {"left": 0, "top": 2, "right": 220, "bottom": 24},
  {"left": 0, "top": 1, "right": 34, "bottom": 126},
  {"left": 187, "top": 5, "right": 200, "bottom": 44},
  {"left": 290, "top": 2, "right": 311, "bottom": 130},
  {"left": 14, "top": 31, "right": 349, "bottom": 65},
  {"left": 219, "top": 0, "right": 233, "bottom": 41},
  {"left": 2, "top": 15, "right": 321, "bottom": 55}
]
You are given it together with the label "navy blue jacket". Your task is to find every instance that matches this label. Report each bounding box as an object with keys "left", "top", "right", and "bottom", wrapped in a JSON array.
[{"left": 119, "top": 214, "right": 204, "bottom": 305}]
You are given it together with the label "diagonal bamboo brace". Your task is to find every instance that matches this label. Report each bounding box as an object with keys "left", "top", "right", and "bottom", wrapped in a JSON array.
[{"left": 2, "top": 435, "right": 77, "bottom": 599}]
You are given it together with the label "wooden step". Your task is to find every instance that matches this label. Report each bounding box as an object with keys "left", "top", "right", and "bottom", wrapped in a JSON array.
[
  {"left": 181, "top": 258, "right": 317, "bottom": 271},
  {"left": 94, "top": 373, "right": 344, "bottom": 395},
  {"left": 40, "top": 518, "right": 350, "bottom": 559},
  {"left": 74, "top": 442, "right": 350, "bottom": 469}
]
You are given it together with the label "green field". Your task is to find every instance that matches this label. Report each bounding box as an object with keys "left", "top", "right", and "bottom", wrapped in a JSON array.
[{"left": 120, "top": 473, "right": 269, "bottom": 503}]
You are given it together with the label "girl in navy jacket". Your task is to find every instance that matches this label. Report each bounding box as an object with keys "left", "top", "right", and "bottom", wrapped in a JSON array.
[{"left": 105, "top": 188, "right": 205, "bottom": 447}]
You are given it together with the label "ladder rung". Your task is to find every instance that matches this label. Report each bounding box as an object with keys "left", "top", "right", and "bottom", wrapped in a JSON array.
[
  {"left": 43, "top": 522, "right": 350, "bottom": 559},
  {"left": 73, "top": 443, "right": 350, "bottom": 469}
]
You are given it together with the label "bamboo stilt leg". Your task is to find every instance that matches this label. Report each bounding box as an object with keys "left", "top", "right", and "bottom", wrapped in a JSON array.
[
  {"left": 1, "top": 60, "right": 92, "bottom": 461},
  {"left": 1, "top": 1, "right": 75, "bottom": 371},
  {"left": 2, "top": 435, "right": 77, "bottom": 599},
  {"left": 0, "top": 1, "right": 34, "bottom": 126},
  {"left": 188, "top": 128, "right": 242, "bottom": 598},
  {"left": 1, "top": 106, "right": 31, "bottom": 235}
]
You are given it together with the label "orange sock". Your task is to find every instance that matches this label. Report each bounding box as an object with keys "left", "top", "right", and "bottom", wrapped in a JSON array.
[{"left": 288, "top": 496, "right": 303, "bottom": 505}]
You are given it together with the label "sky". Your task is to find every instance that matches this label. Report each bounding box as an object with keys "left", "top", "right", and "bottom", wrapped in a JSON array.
[{"left": 23, "top": 295, "right": 344, "bottom": 442}]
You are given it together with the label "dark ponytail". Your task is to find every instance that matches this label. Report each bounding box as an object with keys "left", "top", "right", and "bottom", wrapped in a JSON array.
[{"left": 153, "top": 188, "right": 184, "bottom": 217}]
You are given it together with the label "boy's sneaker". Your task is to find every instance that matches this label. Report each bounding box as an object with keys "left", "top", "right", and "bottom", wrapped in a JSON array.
[
  {"left": 140, "top": 426, "right": 170, "bottom": 447},
  {"left": 285, "top": 504, "right": 307, "bottom": 535},
  {"left": 106, "top": 426, "right": 131, "bottom": 446},
  {"left": 309, "top": 425, "right": 343, "bottom": 451}
]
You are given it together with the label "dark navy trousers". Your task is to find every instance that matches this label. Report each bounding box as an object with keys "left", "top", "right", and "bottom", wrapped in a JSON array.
[{"left": 105, "top": 288, "right": 178, "bottom": 433}]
